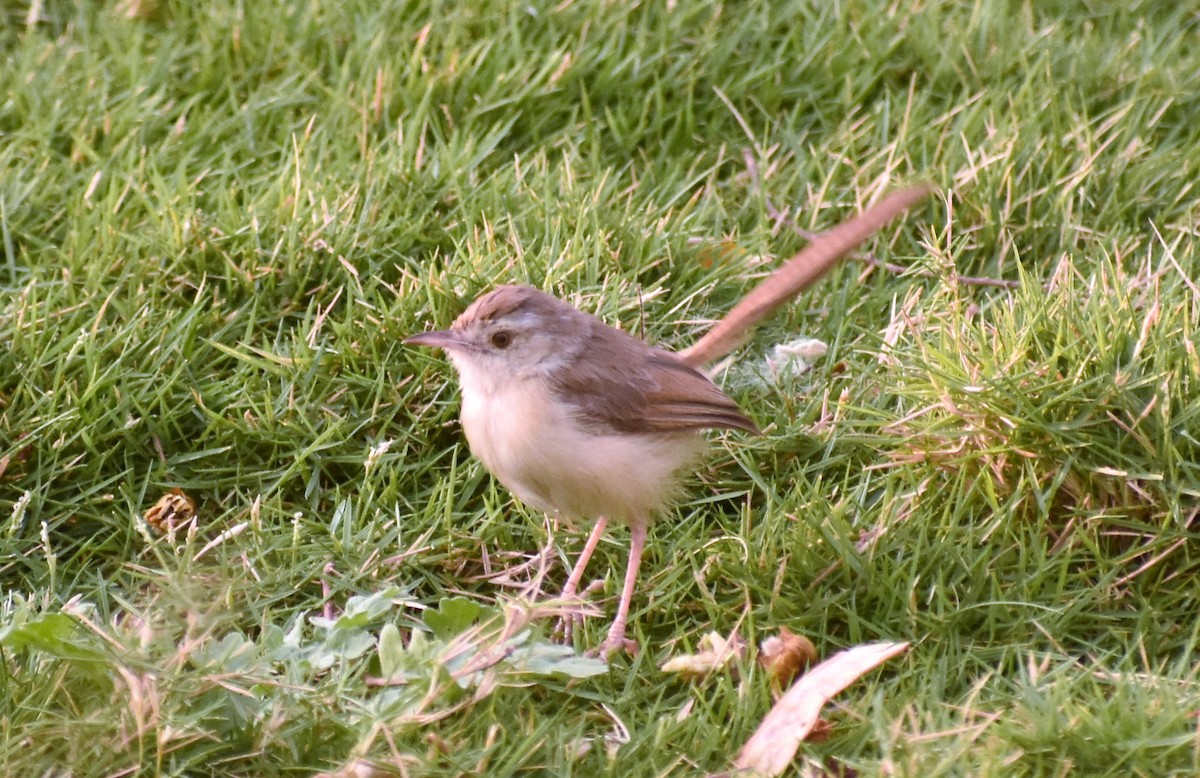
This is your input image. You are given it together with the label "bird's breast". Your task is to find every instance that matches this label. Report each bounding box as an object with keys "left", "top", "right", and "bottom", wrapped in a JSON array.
[{"left": 456, "top": 374, "right": 704, "bottom": 524}]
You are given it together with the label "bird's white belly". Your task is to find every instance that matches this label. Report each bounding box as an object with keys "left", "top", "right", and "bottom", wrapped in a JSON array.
[{"left": 458, "top": 377, "right": 704, "bottom": 524}]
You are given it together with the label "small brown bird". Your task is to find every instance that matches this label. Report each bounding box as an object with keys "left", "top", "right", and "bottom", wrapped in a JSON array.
[{"left": 407, "top": 185, "right": 932, "bottom": 656}]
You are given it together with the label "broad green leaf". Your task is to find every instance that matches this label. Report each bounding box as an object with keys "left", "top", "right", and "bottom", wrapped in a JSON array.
[
  {"left": 310, "top": 586, "right": 407, "bottom": 631},
  {"left": 378, "top": 622, "right": 405, "bottom": 678},
  {"left": 514, "top": 643, "right": 608, "bottom": 678},
  {"left": 423, "top": 597, "right": 496, "bottom": 640},
  {"left": 0, "top": 611, "right": 106, "bottom": 664}
]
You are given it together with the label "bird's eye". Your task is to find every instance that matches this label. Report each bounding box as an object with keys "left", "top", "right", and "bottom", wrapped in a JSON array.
[{"left": 490, "top": 330, "right": 513, "bottom": 349}]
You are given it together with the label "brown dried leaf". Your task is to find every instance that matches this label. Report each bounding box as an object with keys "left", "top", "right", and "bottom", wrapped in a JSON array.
[
  {"left": 660, "top": 630, "right": 745, "bottom": 679},
  {"left": 758, "top": 627, "right": 818, "bottom": 687},
  {"left": 733, "top": 641, "right": 909, "bottom": 776},
  {"left": 143, "top": 488, "right": 196, "bottom": 532}
]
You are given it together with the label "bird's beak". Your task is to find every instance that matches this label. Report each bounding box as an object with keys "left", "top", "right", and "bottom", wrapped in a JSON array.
[{"left": 403, "top": 329, "right": 465, "bottom": 350}]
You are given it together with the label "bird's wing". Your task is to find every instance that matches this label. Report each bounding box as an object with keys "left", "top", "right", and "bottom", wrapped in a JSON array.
[{"left": 550, "top": 322, "right": 760, "bottom": 436}]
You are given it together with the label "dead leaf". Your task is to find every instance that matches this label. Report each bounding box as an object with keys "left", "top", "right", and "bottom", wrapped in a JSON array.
[
  {"left": 804, "top": 717, "right": 835, "bottom": 744},
  {"left": 759, "top": 627, "right": 818, "bottom": 687},
  {"left": 660, "top": 630, "right": 745, "bottom": 679},
  {"left": 143, "top": 488, "right": 196, "bottom": 532},
  {"left": 732, "top": 641, "right": 909, "bottom": 776}
]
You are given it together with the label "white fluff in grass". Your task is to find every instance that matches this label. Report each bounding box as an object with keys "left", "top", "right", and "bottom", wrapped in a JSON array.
[
  {"left": 364, "top": 439, "right": 393, "bottom": 473},
  {"left": 708, "top": 337, "right": 828, "bottom": 393},
  {"left": 767, "top": 337, "right": 828, "bottom": 381}
]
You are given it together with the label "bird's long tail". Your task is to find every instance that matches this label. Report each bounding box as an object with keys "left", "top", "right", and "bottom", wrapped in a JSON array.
[{"left": 678, "top": 183, "right": 935, "bottom": 368}]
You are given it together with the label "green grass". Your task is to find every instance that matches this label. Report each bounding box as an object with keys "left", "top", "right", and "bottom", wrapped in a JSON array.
[{"left": 2, "top": 0, "right": 1200, "bottom": 775}]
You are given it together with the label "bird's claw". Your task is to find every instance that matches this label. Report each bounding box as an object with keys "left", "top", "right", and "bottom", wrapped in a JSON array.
[
  {"left": 589, "top": 633, "right": 638, "bottom": 660},
  {"left": 553, "top": 605, "right": 587, "bottom": 644}
]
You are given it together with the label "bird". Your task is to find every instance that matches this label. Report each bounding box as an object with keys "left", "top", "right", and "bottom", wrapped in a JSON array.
[{"left": 406, "top": 184, "right": 932, "bottom": 657}]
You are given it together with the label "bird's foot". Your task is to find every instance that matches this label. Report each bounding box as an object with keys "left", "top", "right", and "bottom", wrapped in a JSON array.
[
  {"left": 553, "top": 606, "right": 586, "bottom": 644},
  {"left": 552, "top": 579, "right": 604, "bottom": 644},
  {"left": 587, "top": 622, "right": 638, "bottom": 659}
]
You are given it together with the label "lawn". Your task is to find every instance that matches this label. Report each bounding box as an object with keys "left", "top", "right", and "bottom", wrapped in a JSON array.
[{"left": 2, "top": 0, "right": 1199, "bottom": 775}]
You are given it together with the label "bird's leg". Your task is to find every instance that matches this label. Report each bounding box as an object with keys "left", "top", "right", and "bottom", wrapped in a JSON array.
[
  {"left": 561, "top": 516, "right": 608, "bottom": 600},
  {"left": 594, "top": 520, "right": 646, "bottom": 658},
  {"left": 554, "top": 516, "right": 608, "bottom": 643}
]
